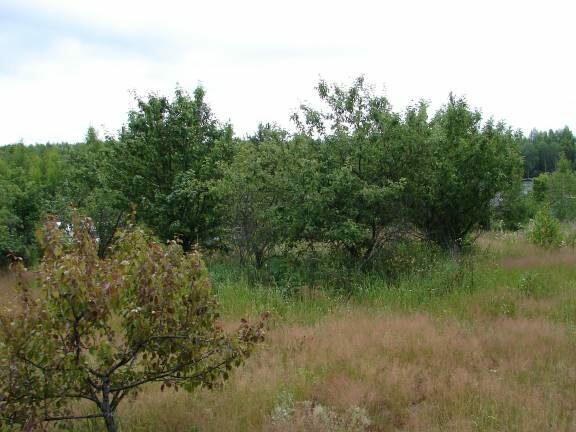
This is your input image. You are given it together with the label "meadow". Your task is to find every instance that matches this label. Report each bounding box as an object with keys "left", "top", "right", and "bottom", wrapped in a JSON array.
[
  {"left": 2, "top": 80, "right": 575, "bottom": 430},
  {"left": 3, "top": 231, "right": 573, "bottom": 431}
]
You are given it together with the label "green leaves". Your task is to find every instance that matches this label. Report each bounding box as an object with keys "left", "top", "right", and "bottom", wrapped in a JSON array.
[
  {"left": 407, "top": 96, "right": 522, "bottom": 248},
  {"left": 542, "top": 155, "right": 576, "bottom": 221},
  {"left": 520, "top": 127, "right": 575, "bottom": 178},
  {"left": 290, "top": 79, "right": 408, "bottom": 259},
  {"left": 214, "top": 79, "right": 522, "bottom": 263},
  {"left": 213, "top": 125, "right": 294, "bottom": 267},
  {"left": 527, "top": 209, "right": 563, "bottom": 248},
  {"left": 108, "top": 87, "right": 232, "bottom": 250}
]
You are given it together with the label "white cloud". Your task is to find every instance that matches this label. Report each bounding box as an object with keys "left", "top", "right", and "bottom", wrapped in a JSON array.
[{"left": 1, "top": 0, "right": 575, "bottom": 144}]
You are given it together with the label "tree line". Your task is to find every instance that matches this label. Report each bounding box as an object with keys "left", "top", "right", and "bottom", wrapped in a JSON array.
[
  {"left": 521, "top": 127, "right": 576, "bottom": 178},
  {"left": 1, "top": 78, "right": 571, "bottom": 270}
]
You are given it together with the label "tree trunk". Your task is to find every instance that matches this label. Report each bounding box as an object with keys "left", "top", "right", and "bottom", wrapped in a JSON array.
[
  {"left": 254, "top": 249, "right": 264, "bottom": 269},
  {"left": 103, "top": 412, "right": 117, "bottom": 432},
  {"left": 101, "top": 382, "right": 118, "bottom": 432}
]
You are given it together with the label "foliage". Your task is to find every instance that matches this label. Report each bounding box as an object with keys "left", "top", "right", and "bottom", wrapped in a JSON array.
[
  {"left": 520, "top": 126, "right": 575, "bottom": 177},
  {"left": 543, "top": 155, "right": 576, "bottom": 221},
  {"left": 405, "top": 95, "right": 522, "bottom": 248},
  {"left": 0, "top": 80, "right": 553, "bottom": 270},
  {"left": 0, "top": 143, "right": 69, "bottom": 265},
  {"left": 530, "top": 155, "right": 576, "bottom": 223},
  {"left": 532, "top": 173, "right": 550, "bottom": 203},
  {"left": 0, "top": 215, "right": 265, "bottom": 431},
  {"left": 526, "top": 209, "right": 562, "bottom": 248},
  {"left": 0, "top": 181, "right": 33, "bottom": 267},
  {"left": 58, "top": 129, "right": 127, "bottom": 257},
  {"left": 291, "top": 77, "right": 409, "bottom": 260},
  {"left": 108, "top": 87, "right": 233, "bottom": 250},
  {"left": 213, "top": 124, "right": 291, "bottom": 268},
  {"left": 0, "top": 129, "right": 126, "bottom": 265},
  {"left": 491, "top": 181, "right": 535, "bottom": 230}
]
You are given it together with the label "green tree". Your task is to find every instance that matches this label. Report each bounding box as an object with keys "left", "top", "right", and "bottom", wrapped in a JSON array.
[
  {"left": 0, "top": 216, "right": 265, "bottom": 431},
  {"left": 85, "top": 126, "right": 99, "bottom": 145},
  {"left": 60, "top": 129, "right": 126, "bottom": 257},
  {"left": 407, "top": 95, "right": 522, "bottom": 249},
  {"left": 0, "top": 182, "right": 28, "bottom": 266},
  {"left": 519, "top": 128, "right": 574, "bottom": 177},
  {"left": 532, "top": 172, "right": 550, "bottom": 203},
  {"left": 108, "top": 87, "right": 233, "bottom": 250},
  {"left": 543, "top": 154, "right": 576, "bottom": 221},
  {"left": 527, "top": 208, "right": 562, "bottom": 248},
  {"left": 558, "top": 126, "right": 575, "bottom": 164},
  {"left": 0, "top": 143, "right": 67, "bottom": 265},
  {"left": 291, "top": 78, "right": 408, "bottom": 262},
  {"left": 491, "top": 180, "right": 534, "bottom": 230},
  {"left": 214, "top": 124, "right": 291, "bottom": 268}
]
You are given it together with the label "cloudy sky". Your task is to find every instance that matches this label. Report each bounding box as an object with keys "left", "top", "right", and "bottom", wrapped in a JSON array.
[{"left": 1, "top": 0, "right": 574, "bottom": 144}]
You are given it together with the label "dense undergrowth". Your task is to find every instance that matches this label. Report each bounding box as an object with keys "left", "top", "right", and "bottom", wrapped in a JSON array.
[{"left": 208, "top": 231, "right": 576, "bottom": 327}]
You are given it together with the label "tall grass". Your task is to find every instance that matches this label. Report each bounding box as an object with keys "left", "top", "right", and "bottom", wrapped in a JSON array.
[
  {"left": 2, "top": 233, "right": 576, "bottom": 431},
  {"left": 209, "top": 235, "right": 576, "bottom": 327}
]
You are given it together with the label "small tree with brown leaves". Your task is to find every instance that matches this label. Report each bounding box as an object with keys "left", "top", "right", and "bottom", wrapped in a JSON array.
[{"left": 0, "top": 216, "right": 265, "bottom": 431}]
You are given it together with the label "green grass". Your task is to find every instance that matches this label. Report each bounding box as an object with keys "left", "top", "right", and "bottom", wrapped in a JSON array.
[{"left": 209, "top": 237, "right": 576, "bottom": 328}]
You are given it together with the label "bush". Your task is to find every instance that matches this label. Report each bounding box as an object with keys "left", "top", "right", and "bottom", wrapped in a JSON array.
[
  {"left": 491, "top": 184, "right": 536, "bottom": 231},
  {"left": 0, "top": 215, "right": 265, "bottom": 431},
  {"left": 526, "top": 209, "right": 563, "bottom": 248},
  {"left": 406, "top": 97, "right": 522, "bottom": 249}
]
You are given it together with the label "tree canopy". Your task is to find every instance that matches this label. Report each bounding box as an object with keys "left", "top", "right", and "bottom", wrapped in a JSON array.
[{"left": 0, "top": 79, "right": 532, "bottom": 266}]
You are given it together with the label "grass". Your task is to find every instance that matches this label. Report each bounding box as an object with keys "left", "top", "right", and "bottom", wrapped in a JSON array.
[
  {"left": 0, "top": 270, "right": 20, "bottom": 307},
  {"left": 111, "top": 313, "right": 575, "bottom": 431},
  {"left": 1, "top": 231, "right": 576, "bottom": 431}
]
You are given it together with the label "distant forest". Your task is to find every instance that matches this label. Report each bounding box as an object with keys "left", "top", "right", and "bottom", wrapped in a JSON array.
[{"left": 521, "top": 127, "right": 575, "bottom": 177}]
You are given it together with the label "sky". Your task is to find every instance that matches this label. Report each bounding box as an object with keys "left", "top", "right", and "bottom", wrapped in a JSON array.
[{"left": 1, "top": 0, "right": 575, "bottom": 145}]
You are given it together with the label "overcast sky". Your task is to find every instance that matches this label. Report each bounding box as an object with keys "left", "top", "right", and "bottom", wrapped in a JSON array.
[{"left": 1, "top": 0, "right": 574, "bottom": 144}]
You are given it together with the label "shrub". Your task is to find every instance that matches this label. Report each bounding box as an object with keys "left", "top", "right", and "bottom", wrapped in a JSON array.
[
  {"left": 406, "top": 97, "right": 522, "bottom": 249},
  {"left": 0, "top": 215, "right": 265, "bottom": 431},
  {"left": 526, "top": 209, "right": 562, "bottom": 248}
]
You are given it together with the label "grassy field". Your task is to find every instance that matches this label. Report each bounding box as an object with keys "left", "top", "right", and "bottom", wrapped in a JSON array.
[{"left": 2, "top": 232, "right": 575, "bottom": 431}]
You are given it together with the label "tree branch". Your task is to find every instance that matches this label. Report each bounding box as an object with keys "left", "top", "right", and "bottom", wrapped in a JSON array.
[
  {"left": 109, "top": 351, "right": 229, "bottom": 393},
  {"left": 44, "top": 413, "right": 103, "bottom": 422}
]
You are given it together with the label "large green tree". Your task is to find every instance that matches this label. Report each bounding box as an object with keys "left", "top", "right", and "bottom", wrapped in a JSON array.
[
  {"left": 291, "top": 78, "right": 408, "bottom": 262},
  {"left": 407, "top": 95, "right": 522, "bottom": 248},
  {"left": 108, "top": 87, "right": 233, "bottom": 250}
]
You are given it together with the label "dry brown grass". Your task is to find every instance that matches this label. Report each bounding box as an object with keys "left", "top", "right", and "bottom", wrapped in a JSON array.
[
  {"left": 114, "top": 311, "right": 576, "bottom": 432},
  {"left": 5, "top": 232, "right": 575, "bottom": 431},
  {"left": 0, "top": 270, "right": 40, "bottom": 314},
  {"left": 0, "top": 270, "right": 19, "bottom": 308},
  {"left": 478, "top": 230, "right": 576, "bottom": 270},
  {"left": 499, "top": 247, "right": 576, "bottom": 270}
]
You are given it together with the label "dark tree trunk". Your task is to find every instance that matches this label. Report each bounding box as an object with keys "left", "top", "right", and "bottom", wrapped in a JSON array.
[
  {"left": 254, "top": 249, "right": 264, "bottom": 269},
  {"left": 103, "top": 412, "right": 117, "bottom": 432},
  {"left": 101, "top": 382, "right": 118, "bottom": 432}
]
